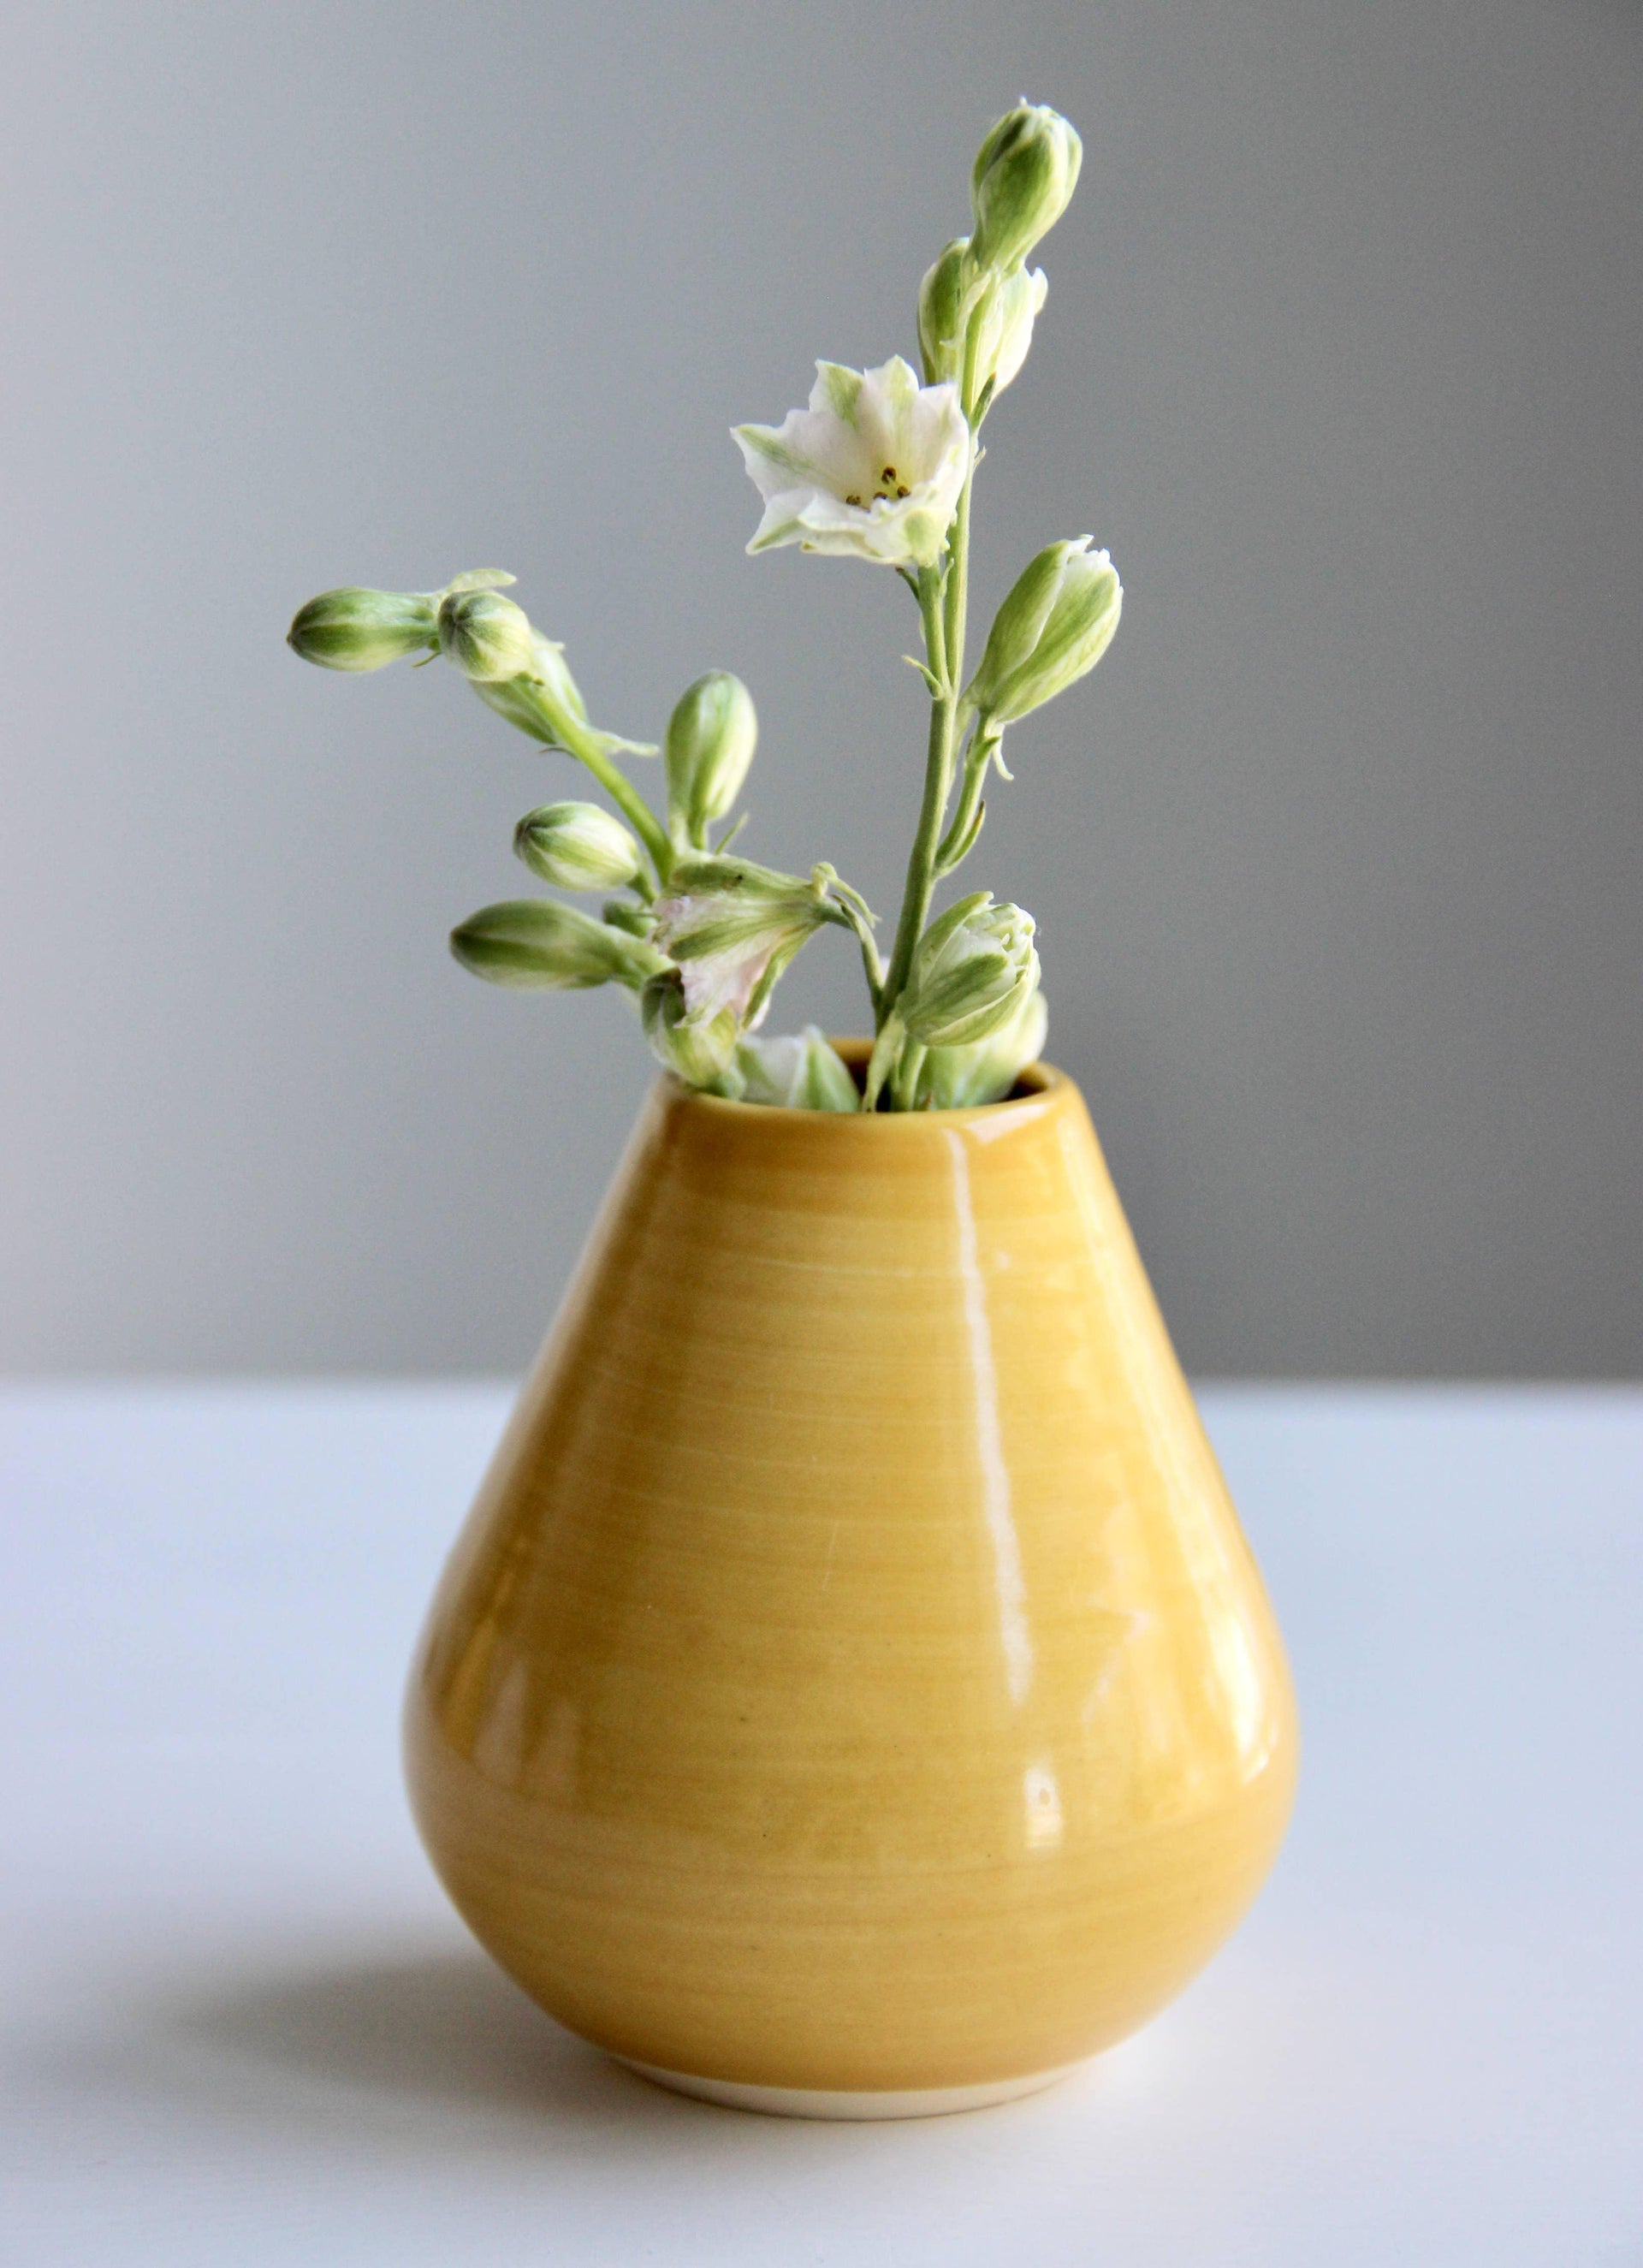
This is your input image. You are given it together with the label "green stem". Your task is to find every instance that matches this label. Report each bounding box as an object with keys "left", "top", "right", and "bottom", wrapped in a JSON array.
[
  {"left": 942, "top": 472, "right": 974, "bottom": 702},
  {"left": 862, "top": 1011, "right": 905, "bottom": 1112},
  {"left": 830, "top": 898, "right": 885, "bottom": 1014},
  {"left": 934, "top": 722, "right": 995, "bottom": 875},
  {"left": 878, "top": 572, "right": 958, "bottom": 1029},
  {"left": 878, "top": 306, "right": 988, "bottom": 1041},
  {"left": 890, "top": 1037, "right": 928, "bottom": 1112},
  {"left": 940, "top": 309, "right": 986, "bottom": 702},
  {"left": 561, "top": 721, "right": 673, "bottom": 889}
]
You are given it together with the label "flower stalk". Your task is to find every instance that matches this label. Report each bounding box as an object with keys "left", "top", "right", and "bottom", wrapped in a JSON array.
[
  {"left": 876, "top": 296, "right": 987, "bottom": 1046},
  {"left": 877, "top": 568, "right": 957, "bottom": 1029}
]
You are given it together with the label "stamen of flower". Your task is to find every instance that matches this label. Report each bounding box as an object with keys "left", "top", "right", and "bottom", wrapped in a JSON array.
[
  {"left": 896, "top": 484, "right": 910, "bottom": 497},
  {"left": 882, "top": 466, "right": 897, "bottom": 480},
  {"left": 845, "top": 494, "right": 862, "bottom": 507}
]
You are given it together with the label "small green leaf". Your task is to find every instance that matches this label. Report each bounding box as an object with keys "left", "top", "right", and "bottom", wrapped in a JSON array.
[{"left": 442, "top": 569, "right": 518, "bottom": 594}]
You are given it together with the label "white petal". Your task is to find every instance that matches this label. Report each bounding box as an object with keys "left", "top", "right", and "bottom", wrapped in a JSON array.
[
  {"left": 988, "top": 268, "right": 1047, "bottom": 396},
  {"left": 679, "top": 940, "right": 769, "bottom": 1022},
  {"left": 810, "top": 362, "right": 864, "bottom": 425}
]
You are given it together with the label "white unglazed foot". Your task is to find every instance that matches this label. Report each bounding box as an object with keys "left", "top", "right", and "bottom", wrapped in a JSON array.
[{"left": 616, "top": 2056, "right": 1083, "bottom": 2120}]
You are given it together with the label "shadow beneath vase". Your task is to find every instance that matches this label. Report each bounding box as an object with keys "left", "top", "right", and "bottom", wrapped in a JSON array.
[
  {"left": 170, "top": 1944, "right": 649, "bottom": 2123},
  {"left": 40, "top": 1937, "right": 1107, "bottom": 2164},
  {"left": 31, "top": 1940, "right": 762, "bottom": 2165}
]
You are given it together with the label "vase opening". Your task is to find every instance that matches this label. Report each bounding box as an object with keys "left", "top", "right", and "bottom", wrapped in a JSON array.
[{"left": 674, "top": 1036, "right": 1059, "bottom": 1115}]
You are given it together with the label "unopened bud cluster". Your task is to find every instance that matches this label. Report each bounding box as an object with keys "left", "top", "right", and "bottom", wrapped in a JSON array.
[
  {"left": 915, "top": 99, "right": 1079, "bottom": 419},
  {"left": 901, "top": 894, "right": 1040, "bottom": 1048},
  {"left": 918, "top": 241, "right": 1047, "bottom": 404}
]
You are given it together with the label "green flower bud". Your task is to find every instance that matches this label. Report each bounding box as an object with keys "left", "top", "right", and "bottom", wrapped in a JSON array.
[
  {"left": 733, "top": 1027, "right": 859, "bottom": 1111},
  {"left": 513, "top": 800, "right": 644, "bottom": 892},
  {"left": 917, "top": 238, "right": 971, "bottom": 388},
  {"left": 965, "top": 537, "right": 1121, "bottom": 725},
  {"left": 970, "top": 101, "right": 1082, "bottom": 275},
  {"left": 286, "top": 586, "right": 437, "bottom": 672},
  {"left": 976, "top": 263, "right": 1048, "bottom": 399},
  {"left": 900, "top": 892, "right": 1040, "bottom": 1048},
  {"left": 919, "top": 239, "right": 1047, "bottom": 402},
  {"left": 969, "top": 541, "right": 1077, "bottom": 702},
  {"left": 917, "top": 983, "right": 1048, "bottom": 1108},
  {"left": 437, "top": 589, "right": 539, "bottom": 683},
  {"left": 665, "top": 672, "right": 757, "bottom": 846},
  {"left": 449, "top": 899, "right": 666, "bottom": 991},
  {"left": 640, "top": 970, "right": 740, "bottom": 1088},
  {"left": 653, "top": 855, "right": 834, "bottom": 1026}
]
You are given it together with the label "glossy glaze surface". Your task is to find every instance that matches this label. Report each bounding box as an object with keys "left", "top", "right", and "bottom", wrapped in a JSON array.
[{"left": 405, "top": 1061, "right": 1297, "bottom": 2096}]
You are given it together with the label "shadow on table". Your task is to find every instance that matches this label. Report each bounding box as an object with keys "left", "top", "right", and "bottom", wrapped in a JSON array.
[
  {"left": 170, "top": 1946, "right": 668, "bottom": 2128},
  {"left": 36, "top": 1936, "right": 1118, "bottom": 2162},
  {"left": 26, "top": 1943, "right": 791, "bottom": 2159}
]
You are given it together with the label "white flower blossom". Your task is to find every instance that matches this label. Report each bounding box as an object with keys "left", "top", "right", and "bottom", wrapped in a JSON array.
[{"left": 734, "top": 357, "right": 969, "bottom": 567}]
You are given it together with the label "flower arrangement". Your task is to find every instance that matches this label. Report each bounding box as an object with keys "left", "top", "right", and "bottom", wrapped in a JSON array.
[{"left": 288, "top": 102, "right": 1119, "bottom": 1112}]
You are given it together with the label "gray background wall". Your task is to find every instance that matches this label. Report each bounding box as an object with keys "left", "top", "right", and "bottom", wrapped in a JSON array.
[{"left": 3, "top": 0, "right": 1639, "bottom": 1378}]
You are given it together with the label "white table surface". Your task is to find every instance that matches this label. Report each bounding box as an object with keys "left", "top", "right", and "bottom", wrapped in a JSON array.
[{"left": 2, "top": 1383, "right": 1639, "bottom": 2266}]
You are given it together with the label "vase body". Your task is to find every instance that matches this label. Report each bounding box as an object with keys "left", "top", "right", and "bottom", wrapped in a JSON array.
[{"left": 405, "top": 1061, "right": 1297, "bottom": 2112}]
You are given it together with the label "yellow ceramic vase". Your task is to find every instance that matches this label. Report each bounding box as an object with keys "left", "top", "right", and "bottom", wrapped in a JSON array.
[{"left": 405, "top": 1057, "right": 1297, "bottom": 2118}]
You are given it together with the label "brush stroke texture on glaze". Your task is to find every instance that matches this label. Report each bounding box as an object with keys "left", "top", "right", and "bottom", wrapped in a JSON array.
[{"left": 405, "top": 1060, "right": 1297, "bottom": 2096}]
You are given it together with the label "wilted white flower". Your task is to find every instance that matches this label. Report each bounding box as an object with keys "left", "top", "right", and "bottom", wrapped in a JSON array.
[
  {"left": 734, "top": 357, "right": 969, "bottom": 568},
  {"left": 652, "top": 856, "right": 835, "bottom": 1026},
  {"left": 640, "top": 970, "right": 740, "bottom": 1088}
]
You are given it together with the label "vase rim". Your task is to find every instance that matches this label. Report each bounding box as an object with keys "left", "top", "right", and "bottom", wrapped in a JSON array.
[{"left": 662, "top": 1042, "right": 1070, "bottom": 1127}]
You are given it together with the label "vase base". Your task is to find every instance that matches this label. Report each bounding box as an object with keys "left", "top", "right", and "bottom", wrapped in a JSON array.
[{"left": 614, "top": 2054, "right": 1083, "bottom": 2120}]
